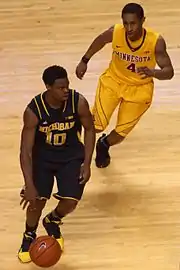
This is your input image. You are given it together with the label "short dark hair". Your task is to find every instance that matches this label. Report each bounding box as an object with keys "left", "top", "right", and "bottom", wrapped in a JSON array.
[
  {"left": 122, "top": 3, "right": 144, "bottom": 19},
  {"left": 42, "top": 65, "right": 68, "bottom": 86}
]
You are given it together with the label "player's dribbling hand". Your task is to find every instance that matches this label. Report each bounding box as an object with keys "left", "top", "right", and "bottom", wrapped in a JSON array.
[
  {"left": 20, "top": 184, "right": 38, "bottom": 210},
  {"left": 75, "top": 61, "right": 87, "bottom": 80},
  {"left": 137, "top": 66, "right": 155, "bottom": 79},
  {"left": 79, "top": 163, "right": 91, "bottom": 184}
]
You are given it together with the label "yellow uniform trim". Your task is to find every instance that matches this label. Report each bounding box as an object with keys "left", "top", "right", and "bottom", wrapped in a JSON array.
[
  {"left": 37, "top": 196, "right": 48, "bottom": 200},
  {"left": 62, "top": 101, "right": 67, "bottom": 112},
  {"left": 77, "top": 131, "right": 83, "bottom": 144},
  {"left": 40, "top": 93, "right": 50, "bottom": 116},
  {"left": 34, "top": 97, "right": 42, "bottom": 119},
  {"left": 53, "top": 193, "right": 79, "bottom": 202},
  {"left": 72, "top": 89, "right": 75, "bottom": 113}
]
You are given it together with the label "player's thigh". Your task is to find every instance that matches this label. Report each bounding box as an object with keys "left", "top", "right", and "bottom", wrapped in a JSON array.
[
  {"left": 115, "top": 99, "right": 151, "bottom": 137},
  {"left": 92, "top": 73, "right": 120, "bottom": 131},
  {"left": 115, "top": 83, "right": 154, "bottom": 136},
  {"left": 54, "top": 159, "right": 84, "bottom": 201},
  {"left": 123, "top": 82, "right": 154, "bottom": 104},
  {"left": 32, "top": 161, "right": 54, "bottom": 200}
]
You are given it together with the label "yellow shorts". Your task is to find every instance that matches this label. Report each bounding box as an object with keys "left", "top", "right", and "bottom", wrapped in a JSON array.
[{"left": 92, "top": 71, "right": 154, "bottom": 137}]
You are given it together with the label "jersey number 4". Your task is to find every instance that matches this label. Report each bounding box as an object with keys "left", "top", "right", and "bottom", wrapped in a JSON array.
[
  {"left": 46, "top": 132, "right": 66, "bottom": 146},
  {"left": 127, "top": 63, "right": 136, "bottom": 73}
]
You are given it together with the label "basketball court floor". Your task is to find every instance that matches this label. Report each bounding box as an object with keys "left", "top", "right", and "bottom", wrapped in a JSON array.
[{"left": 0, "top": 0, "right": 180, "bottom": 269}]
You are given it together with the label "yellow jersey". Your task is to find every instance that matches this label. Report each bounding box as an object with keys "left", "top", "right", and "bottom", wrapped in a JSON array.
[{"left": 107, "top": 24, "right": 159, "bottom": 85}]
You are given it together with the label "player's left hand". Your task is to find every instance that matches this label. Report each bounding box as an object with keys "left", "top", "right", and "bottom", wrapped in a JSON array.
[
  {"left": 79, "top": 163, "right": 91, "bottom": 184},
  {"left": 137, "top": 67, "right": 155, "bottom": 79}
]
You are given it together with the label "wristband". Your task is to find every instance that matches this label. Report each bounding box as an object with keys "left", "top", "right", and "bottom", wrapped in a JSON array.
[{"left": 81, "top": 55, "right": 90, "bottom": 64}]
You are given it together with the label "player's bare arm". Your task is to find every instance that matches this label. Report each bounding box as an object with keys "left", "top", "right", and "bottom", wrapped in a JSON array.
[
  {"left": 82, "top": 26, "right": 114, "bottom": 60},
  {"left": 154, "top": 35, "right": 174, "bottom": 79},
  {"left": 20, "top": 107, "right": 39, "bottom": 209},
  {"left": 78, "top": 95, "right": 96, "bottom": 184},
  {"left": 76, "top": 26, "right": 114, "bottom": 79},
  {"left": 137, "top": 36, "right": 174, "bottom": 80}
]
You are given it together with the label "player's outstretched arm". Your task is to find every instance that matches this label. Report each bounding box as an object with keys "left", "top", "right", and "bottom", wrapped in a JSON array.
[
  {"left": 76, "top": 26, "right": 114, "bottom": 80},
  {"left": 154, "top": 36, "right": 174, "bottom": 80},
  {"left": 19, "top": 107, "right": 39, "bottom": 209},
  {"left": 78, "top": 95, "right": 96, "bottom": 184}
]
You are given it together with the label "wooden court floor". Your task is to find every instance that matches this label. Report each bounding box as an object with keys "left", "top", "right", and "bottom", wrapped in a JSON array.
[{"left": 0, "top": 1, "right": 180, "bottom": 269}]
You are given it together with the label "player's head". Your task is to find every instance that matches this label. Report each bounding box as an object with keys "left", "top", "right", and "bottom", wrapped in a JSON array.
[
  {"left": 121, "top": 3, "right": 145, "bottom": 41},
  {"left": 42, "top": 65, "right": 69, "bottom": 101}
]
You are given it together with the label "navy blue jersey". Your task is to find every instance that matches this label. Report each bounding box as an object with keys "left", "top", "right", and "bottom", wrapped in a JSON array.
[{"left": 28, "top": 89, "right": 84, "bottom": 163}]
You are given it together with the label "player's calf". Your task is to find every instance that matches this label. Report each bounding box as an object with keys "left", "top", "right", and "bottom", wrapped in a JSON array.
[
  {"left": 106, "top": 130, "right": 125, "bottom": 146},
  {"left": 18, "top": 198, "right": 46, "bottom": 263},
  {"left": 95, "top": 131, "right": 125, "bottom": 168},
  {"left": 95, "top": 133, "right": 111, "bottom": 168},
  {"left": 56, "top": 198, "right": 78, "bottom": 215},
  {"left": 43, "top": 199, "right": 78, "bottom": 250}
]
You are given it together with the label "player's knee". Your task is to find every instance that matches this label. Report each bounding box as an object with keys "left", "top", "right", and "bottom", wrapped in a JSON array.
[
  {"left": 57, "top": 199, "right": 78, "bottom": 215},
  {"left": 28, "top": 199, "right": 46, "bottom": 214},
  {"left": 37, "top": 199, "right": 47, "bottom": 210}
]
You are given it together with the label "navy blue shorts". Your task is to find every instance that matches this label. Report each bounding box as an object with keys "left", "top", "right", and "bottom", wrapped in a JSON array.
[{"left": 21, "top": 159, "right": 85, "bottom": 201}]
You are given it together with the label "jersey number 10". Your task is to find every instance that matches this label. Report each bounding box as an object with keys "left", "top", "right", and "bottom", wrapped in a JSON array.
[{"left": 46, "top": 132, "right": 66, "bottom": 146}]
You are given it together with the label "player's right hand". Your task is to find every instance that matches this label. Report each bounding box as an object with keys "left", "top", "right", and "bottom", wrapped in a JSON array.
[
  {"left": 20, "top": 184, "right": 38, "bottom": 210},
  {"left": 75, "top": 61, "right": 87, "bottom": 79}
]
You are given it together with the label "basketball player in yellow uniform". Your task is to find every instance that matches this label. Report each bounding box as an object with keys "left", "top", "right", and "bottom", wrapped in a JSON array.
[{"left": 76, "top": 3, "right": 174, "bottom": 168}]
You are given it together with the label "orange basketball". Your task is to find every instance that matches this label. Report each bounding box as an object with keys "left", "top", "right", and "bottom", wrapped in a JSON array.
[{"left": 29, "top": 235, "right": 62, "bottom": 268}]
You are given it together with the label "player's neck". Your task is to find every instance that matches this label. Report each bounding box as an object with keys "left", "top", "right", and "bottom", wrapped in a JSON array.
[
  {"left": 128, "top": 28, "right": 144, "bottom": 42},
  {"left": 45, "top": 91, "right": 64, "bottom": 109}
]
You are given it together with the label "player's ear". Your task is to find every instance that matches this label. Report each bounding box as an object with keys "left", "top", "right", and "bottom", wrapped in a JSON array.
[
  {"left": 66, "top": 77, "right": 70, "bottom": 87},
  {"left": 142, "top": 17, "right": 145, "bottom": 24},
  {"left": 45, "top": 84, "right": 51, "bottom": 91}
]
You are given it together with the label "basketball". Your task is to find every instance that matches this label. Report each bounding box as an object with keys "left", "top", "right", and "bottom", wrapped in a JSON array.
[{"left": 29, "top": 236, "right": 62, "bottom": 268}]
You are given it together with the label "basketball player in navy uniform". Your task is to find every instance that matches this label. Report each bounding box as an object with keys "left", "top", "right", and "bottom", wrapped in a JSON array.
[{"left": 18, "top": 65, "right": 95, "bottom": 263}]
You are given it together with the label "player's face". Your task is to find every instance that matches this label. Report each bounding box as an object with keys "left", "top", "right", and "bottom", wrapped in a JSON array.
[
  {"left": 49, "top": 78, "right": 69, "bottom": 102},
  {"left": 122, "top": 13, "right": 145, "bottom": 41}
]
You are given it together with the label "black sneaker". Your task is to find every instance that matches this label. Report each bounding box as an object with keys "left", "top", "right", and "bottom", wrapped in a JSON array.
[
  {"left": 42, "top": 215, "right": 64, "bottom": 251},
  {"left": 95, "top": 133, "right": 111, "bottom": 168},
  {"left": 18, "top": 231, "right": 36, "bottom": 263}
]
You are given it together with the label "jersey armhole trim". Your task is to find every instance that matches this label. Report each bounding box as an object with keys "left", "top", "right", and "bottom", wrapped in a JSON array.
[
  {"left": 63, "top": 101, "right": 67, "bottom": 112},
  {"left": 40, "top": 93, "right": 50, "bottom": 116},
  {"left": 34, "top": 97, "right": 42, "bottom": 120},
  {"left": 72, "top": 89, "right": 75, "bottom": 114}
]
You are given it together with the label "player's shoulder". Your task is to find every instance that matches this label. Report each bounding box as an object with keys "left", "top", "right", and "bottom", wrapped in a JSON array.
[
  {"left": 32, "top": 92, "right": 43, "bottom": 101},
  {"left": 114, "top": 23, "right": 124, "bottom": 31},
  {"left": 69, "top": 88, "right": 80, "bottom": 101},
  {"left": 112, "top": 24, "right": 125, "bottom": 40},
  {"left": 69, "top": 88, "right": 79, "bottom": 94},
  {"left": 145, "top": 27, "right": 160, "bottom": 38},
  {"left": 71, "top": 89, "right": 88, "bottom": 106},
  {"left": 29, "top": 91, "right": 47, "bottom": 106},
  {"left": 112, "top": 24, "right": 124, "bottom": 43},
  {"left": 26, "top": 91, "right": 45, "bottom": 120}
]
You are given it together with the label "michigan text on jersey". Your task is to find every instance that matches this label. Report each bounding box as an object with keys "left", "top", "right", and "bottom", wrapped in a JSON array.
[{"left": 39, "top": 121, "right": 75, "bottom": 133}]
